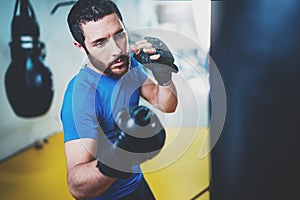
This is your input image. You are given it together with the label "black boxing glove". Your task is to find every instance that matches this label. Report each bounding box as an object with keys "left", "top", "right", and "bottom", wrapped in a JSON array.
[
  {"left": 134, "top": 36, "right": 178, "bottom": 86},
  {"left": 97, "top": 105, "right": 166, "bottom": 179}
]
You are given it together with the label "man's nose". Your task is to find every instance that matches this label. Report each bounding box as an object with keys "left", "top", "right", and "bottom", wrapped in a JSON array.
[{"left": 109, "top": 37, "right": 122, "bottom": 56}]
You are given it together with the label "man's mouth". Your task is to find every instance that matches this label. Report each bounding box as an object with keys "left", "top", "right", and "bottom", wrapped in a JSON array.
[
  {"left": 111, "top": 55, "right": 127, "bottom": 69},
  {"left": 105, "top": 54, "right": 129, "bottom": 78}
]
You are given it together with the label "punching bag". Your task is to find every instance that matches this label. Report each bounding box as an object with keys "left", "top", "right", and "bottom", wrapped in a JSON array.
[
  {"left": 210, "top": 0, "right": 300, "bottom": 200},
  {"left": 5, "top": 0, "right": 54, "bottom": 117}
]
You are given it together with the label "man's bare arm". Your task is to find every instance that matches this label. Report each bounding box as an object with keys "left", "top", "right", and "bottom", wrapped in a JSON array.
[
  {"left": 131, "top": 38, "right": 178, "bottom": 112},
  {"left": 65, "top": 138, "right": 116, "bottom": 199},
  {"left": 141, "top": 78, "right": 177, "bottom": 113}
]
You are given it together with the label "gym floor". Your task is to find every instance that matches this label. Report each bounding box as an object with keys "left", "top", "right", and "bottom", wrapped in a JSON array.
[{"left": 0, "top": 127, "right": 210, "bottom": 200}]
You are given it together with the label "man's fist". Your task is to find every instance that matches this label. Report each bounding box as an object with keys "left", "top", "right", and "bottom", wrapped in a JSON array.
[
  {"left": 97, "top": 105, "right": 166, "bottom": 179},
  {"left": 132, "top": 36, "right": 178, "bottom": 86}
]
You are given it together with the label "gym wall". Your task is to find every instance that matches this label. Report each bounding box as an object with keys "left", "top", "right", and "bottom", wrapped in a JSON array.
[{"left": 0, "top": 0, "right": 211, "bottom": 162}]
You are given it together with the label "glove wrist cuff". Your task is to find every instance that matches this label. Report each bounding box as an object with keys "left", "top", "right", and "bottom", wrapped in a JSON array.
[
  {"left": 96, "top": 160, "right": 132, "bottom": 179},
  {"left": 158, "top": 79, "right": 172, "bottom": 86}
]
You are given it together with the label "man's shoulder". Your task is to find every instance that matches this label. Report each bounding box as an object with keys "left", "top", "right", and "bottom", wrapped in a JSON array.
[{"left": 62, "top": 69, "right": 100, "bottom": 109}]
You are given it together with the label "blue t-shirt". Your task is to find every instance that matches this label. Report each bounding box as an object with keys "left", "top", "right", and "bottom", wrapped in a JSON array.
[{"left": 61, "top": 56, "right": 148, "bottom": 200}]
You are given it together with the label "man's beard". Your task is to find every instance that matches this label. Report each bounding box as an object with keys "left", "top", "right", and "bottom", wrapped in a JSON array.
[{"left": 88, "top": 53, "right": 130, "bottom": 78}]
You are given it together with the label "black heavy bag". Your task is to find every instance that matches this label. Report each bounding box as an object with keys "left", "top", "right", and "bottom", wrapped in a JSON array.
[
  {"left": 210, "top": 1, "right": 300, "bottom": 200},
  {"left": 5, "top": 0, "right": 54, "bottom": 117}
]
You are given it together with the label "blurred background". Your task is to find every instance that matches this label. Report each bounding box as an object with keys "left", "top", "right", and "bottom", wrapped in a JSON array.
[
  {"left": 210, "top": 0, "right": 300, "bottom": 200},
  {"left": 0, "top": 0, "right": 215, "bottom": 199}
]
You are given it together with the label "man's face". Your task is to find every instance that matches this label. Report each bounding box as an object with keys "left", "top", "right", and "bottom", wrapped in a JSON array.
[{"left": 82, "top": 13, "right": 129, "bottom": 78}]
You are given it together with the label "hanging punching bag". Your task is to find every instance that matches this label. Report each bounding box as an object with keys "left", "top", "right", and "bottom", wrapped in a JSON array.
[
  {"left": 5, "top": 0, "right": 54, "bottom": 117},
  {"left": 210, "top": 0, "right": 300, "bottom": 200}
]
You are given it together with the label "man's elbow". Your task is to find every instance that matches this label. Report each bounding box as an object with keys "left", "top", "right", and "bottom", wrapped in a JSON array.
[
  {"left": 67, "top": 175, "right": 111, "bottom": 200},
  {"left": 164, "top": 100, "right": 178, "bottom": 113},
  {"left": 67, "top": 177, "right": 103, "bottom": 200},
  {"left": 166, "top": 106, "right": 177, "bottom": 113},
  {"left": 68, "top": 179, "right": 87, "bottom": 200}
]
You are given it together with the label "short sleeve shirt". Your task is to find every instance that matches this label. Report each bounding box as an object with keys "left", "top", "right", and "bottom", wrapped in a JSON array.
[{"left": 60, "top": 55, "right": 148, "bottom": 199}]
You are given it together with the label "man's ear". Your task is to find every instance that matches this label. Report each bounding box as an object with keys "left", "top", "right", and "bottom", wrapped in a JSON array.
[{"left": 74, "top": 41, "right": 87, "bottom": 54}]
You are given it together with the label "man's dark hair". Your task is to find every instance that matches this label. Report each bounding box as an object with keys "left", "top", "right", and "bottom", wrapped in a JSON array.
[{"left": 67, "top": 0, "right": 123, "bottom": 48}]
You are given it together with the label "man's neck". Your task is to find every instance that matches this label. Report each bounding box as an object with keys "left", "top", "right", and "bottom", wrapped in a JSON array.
[{"left": 87, "top": 62, "right": 107, "bottom": 75}]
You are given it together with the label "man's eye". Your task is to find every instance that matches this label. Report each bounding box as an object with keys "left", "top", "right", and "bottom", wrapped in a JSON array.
[
  {"left": 114, "top": 32, "right": 126, "bottom": 40},
  {"left": 96, "top": 39, "right": 107, "bottom": 47}
]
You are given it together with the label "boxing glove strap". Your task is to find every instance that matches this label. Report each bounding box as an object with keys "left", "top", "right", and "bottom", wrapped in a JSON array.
[
  {"left": 96, "top": 160, "right": 132, "bottom": 179},
  {"left": 160, "top": 79, "right": 172, "bottom": 86}
]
